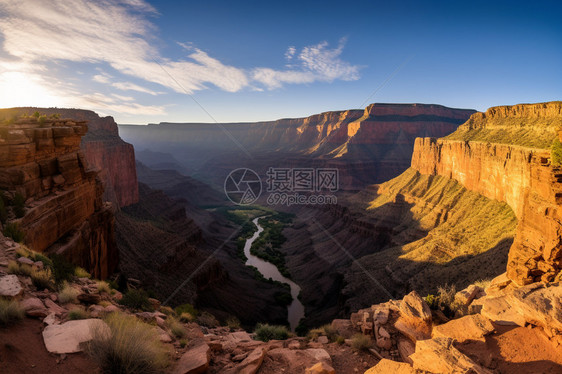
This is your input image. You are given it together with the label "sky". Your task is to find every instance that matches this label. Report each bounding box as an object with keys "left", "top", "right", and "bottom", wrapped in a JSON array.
[{"left": 0, "top": 0, "right": 560, "bottom": 124}]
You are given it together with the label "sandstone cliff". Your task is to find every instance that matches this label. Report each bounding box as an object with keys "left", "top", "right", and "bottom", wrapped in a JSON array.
[
  {"left": 410, "top": 102, "right": 562, "bottom": 286},
  {"left": 0, "top": 115, "right": 117, "bottom": 278},
  {"left": 0, "top": 108, "right": 139, "bottom": 208},
  {"left": 119, "top": 103, "right": 475, "bottom": 189}
]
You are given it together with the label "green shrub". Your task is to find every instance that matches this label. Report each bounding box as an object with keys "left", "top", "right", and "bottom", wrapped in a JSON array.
[
  {"left": 254, "top": 323, "right": 289, "bottom": 342},
  {"left": 97, "top": 281, "right": 111, "bottom": 294},
  {"left": 427, "top": 284, "right": 466, "bottom": 318},
  {"left": 68, "top": 308, "right": 88, "bottom": 320},
  {"left": 351, "top": 333, "right": 372, "bottom": 351},
  {"left": 33, "top": 111, "right": 40, "bottom": 119},
  {"left": 58, "top": 282, "right": 80, "bottom": 304},
  {"left": 166, "top": 317, "right": 187, "bottom": 339},
  {"left": 552, "top": 139, "right": 562, "bottom": 166},
  {"left": 85, "top": 312, "right": 169, "bottom": 374},
  {"left": 74, "top": 267, "right": 91, "bottom": 278},
  {"left": 0, "top": 197, "right": 7, "bottom": 223},
  {"left": 31, "top": 253, "right": 53, "bottom": 268},
  {"left": 7, "top": 261, "right": 20, "bottom": 275},
  {"left": 196, "top": 311, "right": 219, "bottom": 328},
  {"left": 50, "top": 254, "right": 76, "bottom": 285},
  {"left": 6, "top": 261, "right": 32, "bottom": 277},
  {"left": 336, "top": 335, "right": 345, "bottom": 345},
  {"left": 119, "top": 289, "right": 152, "bottom": 311},
  {"left": 226, "top": 316, "right": 241, "bottom": 331},
  {"left": 0, "top": 299, "right": 24, "bottom": 326},
  {"left": 179, "top": 312, "right": 195, "bottom": 323},
  {"left": 179, "top": 339, "right": 188, "bottom": 348},
  {"left": 13, "top": 193, "right": 25, "bottom": 218},
  {"left": 174, "top": 303, "right": 198, "bottom": 317},
  {"left": 320, "top": 324, "right": 339, "bottom": 342},
  {"left": 3, "top": 222, "right": 25, "bottom": 242},
  {"left": 159, "top": 306, "right": 176, "bottom": 317},
  {"left": 31, "top": 268, "right": 55, "bottom": 290}
]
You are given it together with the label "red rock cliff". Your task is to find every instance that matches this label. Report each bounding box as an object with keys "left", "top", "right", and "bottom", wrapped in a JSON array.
[
  {"left": 0, "top": 116, "right": 117, "bottom": 279},
  {"left": 0, "top": 108, "right": 139, "bottom": 208},
  {"left": 410, "top": 102, "right": 562, "bottom": 287}
]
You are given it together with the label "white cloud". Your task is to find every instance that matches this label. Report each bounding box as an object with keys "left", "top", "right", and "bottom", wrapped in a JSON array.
[
  {"left": 285, "top": 46, "right": 296, "bottom": 61},
  {"left": 253, "top": 39, "right": 361, "bottom": 90},
  {"left": 0, "top": 0, "right": 361, "bottom": 116},
  {"left": 93, "top": 74, "right": 111, "bottom": 84}
]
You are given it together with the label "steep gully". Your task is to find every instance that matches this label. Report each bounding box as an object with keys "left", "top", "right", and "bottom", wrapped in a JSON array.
[{"left": 244, "top": 217, "right": 305, "bottom": 331}]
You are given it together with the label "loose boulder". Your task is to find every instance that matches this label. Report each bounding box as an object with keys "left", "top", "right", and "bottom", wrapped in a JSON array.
[
  {"left": 410, "top": 337, "right": 493, "bottom": 374},
  {"left": 0, "top": 274, "right": 23, "bottom": 297},
  {"left": 42, "top": 319, "right": 110, "bottom": 354},
  {"left": 365, "top": 358, "right": 415, "bottom": 374},
  {"left": 173, "top": 341, "right": 210, "bottom": 374},
  {"left": 432, "top": 314, "right": 494, "bottom": 343}
]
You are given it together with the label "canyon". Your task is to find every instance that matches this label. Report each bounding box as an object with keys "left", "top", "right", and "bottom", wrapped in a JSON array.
[
  {"left": 1, "top": 101, "right": 562, "bottom": 373},
  {"left": 120, "top": 103, "right": 475, "bottom": 189}
]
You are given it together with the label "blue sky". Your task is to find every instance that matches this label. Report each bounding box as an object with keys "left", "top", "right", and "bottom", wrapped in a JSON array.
[{"left": 0, "top": 0, "right": 560, "bottom": 123}]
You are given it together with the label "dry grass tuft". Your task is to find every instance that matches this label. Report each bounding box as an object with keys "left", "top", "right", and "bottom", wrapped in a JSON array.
[{"left": 86, "top": 312, "right": 169, "bottom": 374}]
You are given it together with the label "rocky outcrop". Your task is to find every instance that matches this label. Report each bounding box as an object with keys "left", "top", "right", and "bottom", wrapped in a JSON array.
[
  {"left": 0, "top": 107, "right": 139, "bottom": 208},
  {"left": 410, "top": 102, "right": 562, "bottom": 286},
  {"left": 0, "top": 116, "right": 117, "bottom": 278}
]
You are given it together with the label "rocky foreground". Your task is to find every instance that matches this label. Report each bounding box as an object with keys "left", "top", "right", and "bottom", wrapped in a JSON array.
[{"left": 1, "top": 232, "right": 561, "bottom": 374}]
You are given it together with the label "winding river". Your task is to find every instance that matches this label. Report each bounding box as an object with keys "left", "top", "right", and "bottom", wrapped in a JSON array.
[{"left": 244, "top": 217, "right": 305, "bottom": 331}]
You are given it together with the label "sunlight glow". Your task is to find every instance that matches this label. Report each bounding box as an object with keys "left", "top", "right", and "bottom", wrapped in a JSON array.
[{"left": 0, "top": 71, "right": 65, "bottom": 108}]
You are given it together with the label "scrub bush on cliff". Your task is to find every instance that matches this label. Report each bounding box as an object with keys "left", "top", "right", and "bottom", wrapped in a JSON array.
[{"left": 551, "top": 139, "right": 562, "bottom": 166}]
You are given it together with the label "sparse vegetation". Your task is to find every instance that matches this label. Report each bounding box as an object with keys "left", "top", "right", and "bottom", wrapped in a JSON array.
[
  {"left": 226, "top": 316, "right": 241, "bottom": 331},
  {"left": 473, "top": 278, "right": 492, "bottom": 290},
  {"left": 307, "top": 325, "right": 338, "bottom": 342},
  {"left": 0, "top": 196, "right": 7, "bottom": 223},
  {"left": 119, "top": 288, "right": 153, "bottom": 311},
  {"left": 174, "top": 303, "right": 198, "bottom": 317},
  {"left": 0, "top": 299, "right": 24, "bottom": 326},
  {"left": 336, "top": 335, "right": 345, "bottom": 345},
  {"left": 68, "top": 308, "right": 89, "bottom": 320},
  {"left": 97, "top": 281, "right": 111, "bottom": 294},
  {"left": 444, "top": 114, "right": 562, "bottom": 149},
  {"left": 7, "top": 261, "right": 32, "bottom": 277},
  {"left": 50, "top": 254, "right": 77, "bottom": 285},
  {"left": 13, "top": 193, "right": 25, "bottom": 218},
  {"left": 254, "top": 323, "right": 290, "bottom": 342},
  {"left": 179, "top": 339, "right": 188, "bottom": 348},
  {"left": 425, "top": 284, "right": 466, "bottom": 318},
  {"left": 3, "top": 222, "right": 25, "bottom": 242},
  {"left": 30, "top": 267, "right": 55, "bottom": 290},
  {"left": 159, "top": 306, "right": 176, "bottom": 317},
  {"left": 351, "top": 333, "right": 372, "bottom": 351},
  {"left": 179, "top": 312, "right": 195, "bottom": 323},
  {"left": 196, "top": 311, "right": 219, "bottom": 328},
  {"left": 551, "top": 139, "right": 562, "bottom": 166},
  {"left": 74, "top": 266, "right": 91, "bottom": 278},
  {"left": 58, "top": 282, "right": 80, "bottom": 304},
  {"left": 166, "top": 317, "right": 187, "bottom": 339},
  {"left": 86, "top": 312, "right": 169, "bottom": 374}
]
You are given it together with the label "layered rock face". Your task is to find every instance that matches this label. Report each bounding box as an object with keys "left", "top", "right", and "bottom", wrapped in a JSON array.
[
  {"left": 0, "top": 108, "right": 139, "bottom": 208},
  {"left": 410, "top": 102, "right": 562, "bottom": 286},
  {"left": 0, "top": 116, "right": 117, "bottom": 278},
  {"left": 119, "top": 103, "right": 475, "bottom": 188}
]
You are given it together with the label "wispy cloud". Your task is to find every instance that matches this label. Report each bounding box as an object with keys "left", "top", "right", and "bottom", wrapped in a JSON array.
[
  {"left": 0, "top": 0, "right": 361, "bottom": 116},
  {"left": 253, "top": 38, "right": 361, "bottom": 89}
]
